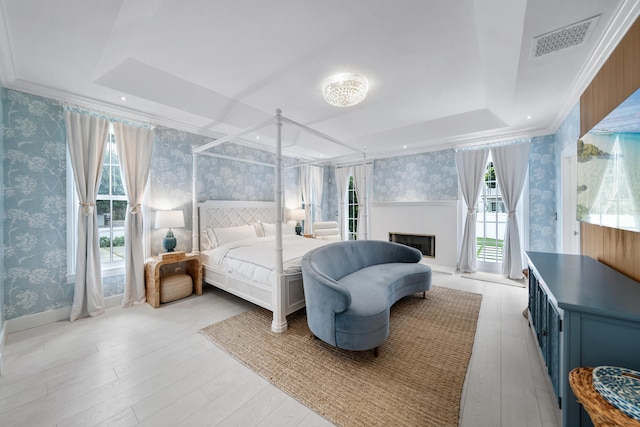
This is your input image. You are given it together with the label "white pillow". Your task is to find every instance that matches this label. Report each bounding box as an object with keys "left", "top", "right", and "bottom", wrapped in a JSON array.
[
  {"left": 317, "top": 234, "right": 342, "bottom": 241},
  {"left": 206, "top": 228, "right": 217, "bottom": 248},
  {"left": 212, "top": 224, "right": 257, "bottom": 246},
  {"left": 201, "top": 228, "right": 213, "bottom": 250},
  {"left": 261, "top": 222, "right": 276, "bottom": 237},
  {"left": 261, "top": 222, "right": 297, "bottom": 237},
  {"left": 313, "top": 221, "right": 339, "bottom": 229},
  {"left": 254, "top": 222, "right": 265, "bottom": 238}
]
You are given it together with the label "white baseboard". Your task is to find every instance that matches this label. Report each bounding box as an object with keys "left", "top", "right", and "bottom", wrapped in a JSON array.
[
  {"left": 0, "top": 322, "right": 6, "bottom": 376},
  {"left": 5, "top": 295, "right": 123, "bottom": 334}
]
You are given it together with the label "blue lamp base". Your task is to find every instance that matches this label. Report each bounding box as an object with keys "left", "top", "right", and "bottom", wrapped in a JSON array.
[
  {"left": 163, "top": 229, "right": 177, "bottom": 252},
  {"left": 295, "top": 222, "right": 302, "bottom": 236}
]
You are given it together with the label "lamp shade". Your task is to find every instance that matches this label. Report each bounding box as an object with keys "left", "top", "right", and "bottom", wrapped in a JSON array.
[
  {"left": 155, "top": 210, "right": 185, "bottom": 229},
  {"left": 288, "top": 209, "right": 306, "bottom": 222}
]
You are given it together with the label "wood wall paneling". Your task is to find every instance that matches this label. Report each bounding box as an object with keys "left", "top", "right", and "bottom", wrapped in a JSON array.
[
  {"left": 580, "top": 18, "right": 640, "bottom": 136},
  {"left": 579, "top": 17, "right": 640, "bottom": 283},
  {"left": 581, "top": 223, "right": 640, "bottom": 282},
  {"left": 581, "top": 222, "right": 604, "bottom": 261}
]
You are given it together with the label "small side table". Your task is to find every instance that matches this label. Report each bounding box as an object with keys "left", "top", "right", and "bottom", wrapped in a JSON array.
[
  {"left": 569, "top": 367, "right": 640, "bottom": 427},
  {"left": 144, "top": 253, "right": 202, "bottom": 308}
]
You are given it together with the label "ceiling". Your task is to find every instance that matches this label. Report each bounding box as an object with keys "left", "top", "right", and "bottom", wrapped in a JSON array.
[{"left": 1, "top": 0, "right": 639, "bottom": 162}]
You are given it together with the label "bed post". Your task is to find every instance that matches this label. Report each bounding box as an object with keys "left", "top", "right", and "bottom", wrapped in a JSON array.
[
  {"left": 272, "top": 109, "right": 287, "bottom": 333},
  {"left": 192, "top": 153, "right": 199, "bottom": 254}
]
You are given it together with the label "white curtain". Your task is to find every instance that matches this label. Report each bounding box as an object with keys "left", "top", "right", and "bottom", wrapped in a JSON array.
[
  {"left": 492, "top": 142, "right": 530, "bottom": 279},
  {"left": 65, "top": 111, "right": 109, "bottom": 321},
  {"left": 310, "top": 165, "right": 324, "bottom": 227},
  {"left": 455, "top": 148, "right": 489, "bottom": 273},
  {"left": 353, "top": 162, "right": 373, "bottom": 240},
  {"left": 113, "top": 122, "right": 154, "bottom": 307},
  {"left": 334, "top": 166, "right": 351, "bottom": 239},
  {"left": 300, "top": 165, "right": 311, "bottom": 234}
]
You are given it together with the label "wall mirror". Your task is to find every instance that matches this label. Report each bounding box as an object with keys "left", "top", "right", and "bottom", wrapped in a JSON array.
[{"left": 577, "top": 88, "right": 640, "bottom": 231}]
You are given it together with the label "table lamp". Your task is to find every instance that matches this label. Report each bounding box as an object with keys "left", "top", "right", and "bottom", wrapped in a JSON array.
[
  {"left": 155, "top": 210, "right": 185, "bottom": 252},
  {"left": 289, "top": 209, "right": 305, "bottom": 235}
]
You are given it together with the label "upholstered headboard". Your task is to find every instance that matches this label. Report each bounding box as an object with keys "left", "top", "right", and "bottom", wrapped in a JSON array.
[{"left": 196, "top": 200, "right": 277, "bottom": 250}]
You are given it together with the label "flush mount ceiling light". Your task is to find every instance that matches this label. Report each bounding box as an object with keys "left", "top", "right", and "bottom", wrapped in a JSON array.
[{"left": 322, "top": 72, "right": 369, "bottom": 107}]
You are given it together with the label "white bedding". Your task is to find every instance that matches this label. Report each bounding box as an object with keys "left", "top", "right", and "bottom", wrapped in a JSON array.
[{"left": 200, "top": 235, "right": 331, "bottom": 286}]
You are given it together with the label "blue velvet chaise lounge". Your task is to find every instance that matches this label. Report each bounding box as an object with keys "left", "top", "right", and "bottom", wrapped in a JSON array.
[{"left": 301, "top": 240, "right": 432, "bottom": 356}]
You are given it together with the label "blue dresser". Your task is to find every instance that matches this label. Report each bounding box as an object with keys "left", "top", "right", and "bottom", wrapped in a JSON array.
[{"left": 526, "top": 251, "right": 640, "bottom": 427}]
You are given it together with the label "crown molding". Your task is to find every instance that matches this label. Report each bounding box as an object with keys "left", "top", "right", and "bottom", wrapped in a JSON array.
[
  {"left": 549, "top": 0, "right": 640, "bottom": 134},
  {"left": 0, "top": 0, "right": 17, "bottom": 85}
]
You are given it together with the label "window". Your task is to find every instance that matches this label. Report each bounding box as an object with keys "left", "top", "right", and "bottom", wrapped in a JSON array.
[
  {"left": 476, "top": 159, "right": 506, "bottom": 264},
  {"left": 67, "top": 127, "right": 126, "bottom": 280},
  {"left": 97, "top": 132, "right": 126, "bottom": 264},
  {"left": 347, "top": 175, "right": 358, "bottom": 240}
]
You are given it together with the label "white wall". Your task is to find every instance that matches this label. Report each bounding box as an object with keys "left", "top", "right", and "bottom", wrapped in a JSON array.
[{"left": 370, "top": 201, "right": 459, "bottom": 270}]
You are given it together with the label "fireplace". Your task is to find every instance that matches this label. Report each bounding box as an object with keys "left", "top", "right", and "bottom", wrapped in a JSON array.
[{"left": 389, "top": 232, "right": 435, "bottom": 258}]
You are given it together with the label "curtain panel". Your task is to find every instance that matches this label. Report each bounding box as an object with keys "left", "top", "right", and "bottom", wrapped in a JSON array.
[
  {"left": 300, "top": 165, "right": 311, "bottom": 234},
  {"left": 334, "top": 166, "right": 351, "bottom": 239},
  {"left": 492, "top": 141, "right": 530, "bottom": 279},
  {"left": 113, "top": 122, "right": 154, "bottom": 307},
  {"left": 65, "top": 111, "right": 109, "bottom": 321},
  {"left": 353, "top": 163, "right": 373, "bottom": 240},
  {"left": 310, "top": 165, "right": 324, "bottom": 227},
  {"left": 455, "top": 148, "right": 489, "bottom": 273}
]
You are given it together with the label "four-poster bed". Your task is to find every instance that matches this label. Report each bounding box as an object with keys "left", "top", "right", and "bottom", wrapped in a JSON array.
[{"left": 191, "top": 110, "right": 367, "bottom": 332}]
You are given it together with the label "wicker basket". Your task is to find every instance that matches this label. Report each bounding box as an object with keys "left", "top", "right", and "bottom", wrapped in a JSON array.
[
  {"left": 160, "top": 273, "right": 193, "bottom": 303},
  {"left": 569, "top": 367, "right": 640, "bottom": 427}
]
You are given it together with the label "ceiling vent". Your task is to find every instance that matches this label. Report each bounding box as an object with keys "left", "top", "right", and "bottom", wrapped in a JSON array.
[{"left": 531, "top": 15, "right": 600, "bottom": 58}]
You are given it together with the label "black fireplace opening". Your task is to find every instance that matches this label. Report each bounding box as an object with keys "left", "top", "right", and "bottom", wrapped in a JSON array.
[{"left": 389, "top": 232, "right": 435, "bottom": 258}]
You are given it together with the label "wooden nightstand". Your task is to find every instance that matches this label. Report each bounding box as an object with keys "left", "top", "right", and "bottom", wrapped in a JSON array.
[{"left": 144, "top": 253, "right": 202, "bottom": 308}]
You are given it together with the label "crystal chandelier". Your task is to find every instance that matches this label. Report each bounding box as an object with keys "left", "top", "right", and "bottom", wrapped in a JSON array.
[{"left": 322, "top": 72, "right": 369, "bottom": 107}]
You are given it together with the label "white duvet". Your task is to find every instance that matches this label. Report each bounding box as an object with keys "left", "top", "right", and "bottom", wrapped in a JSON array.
[{"left": 200, "top": 235, "right": 331, "bottom": 286}]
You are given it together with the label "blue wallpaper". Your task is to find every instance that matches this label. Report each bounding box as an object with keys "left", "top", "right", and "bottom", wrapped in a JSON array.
[
  {"left": 373, "top": 149, "right": 458, "bottom": 201},
  {"left": 149, "top": 126, "right": 204, "bottom": 256},
  {"left": 195, "top": 142, "right": 297, "bottom": 202},
  {"left": 528, "top": 135, "right": 557, "bottom": 252},
  {"left": 2, "top": 90, "right": 68, "bottom": 320}
]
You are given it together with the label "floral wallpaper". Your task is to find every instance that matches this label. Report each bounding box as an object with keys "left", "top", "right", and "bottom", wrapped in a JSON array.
[
  {"left": 528, "top": 135, "right": 558, "bottom": 252},
  {"left": 2, "top": 90, "right": 69, "bottom": 320},
  {"left": 148, "top": 126, "right": 204, "bottom": 256},
  {"left": 373, "top": 149, "right": 458, "bottom": 201}
]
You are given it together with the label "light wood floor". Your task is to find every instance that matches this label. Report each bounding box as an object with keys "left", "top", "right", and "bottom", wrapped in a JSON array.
[{"left": 0, "top": 272, "right": 561, "bottom": 427}]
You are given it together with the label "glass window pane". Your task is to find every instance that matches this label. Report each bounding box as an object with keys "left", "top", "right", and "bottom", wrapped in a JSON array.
[
  {"left": 112, "top": 200, "right": 127, "bottom": 222},
  {"left": 111, "top": 166, "right": 125, "bottom": 196},
  {"left": 98, "top": 166, "right": 110, "bottom": 195}
]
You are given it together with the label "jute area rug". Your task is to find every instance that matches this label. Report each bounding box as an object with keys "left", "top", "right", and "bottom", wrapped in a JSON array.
[{"left": 199, "top": 286, "right": 482, "bottom": 427}]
